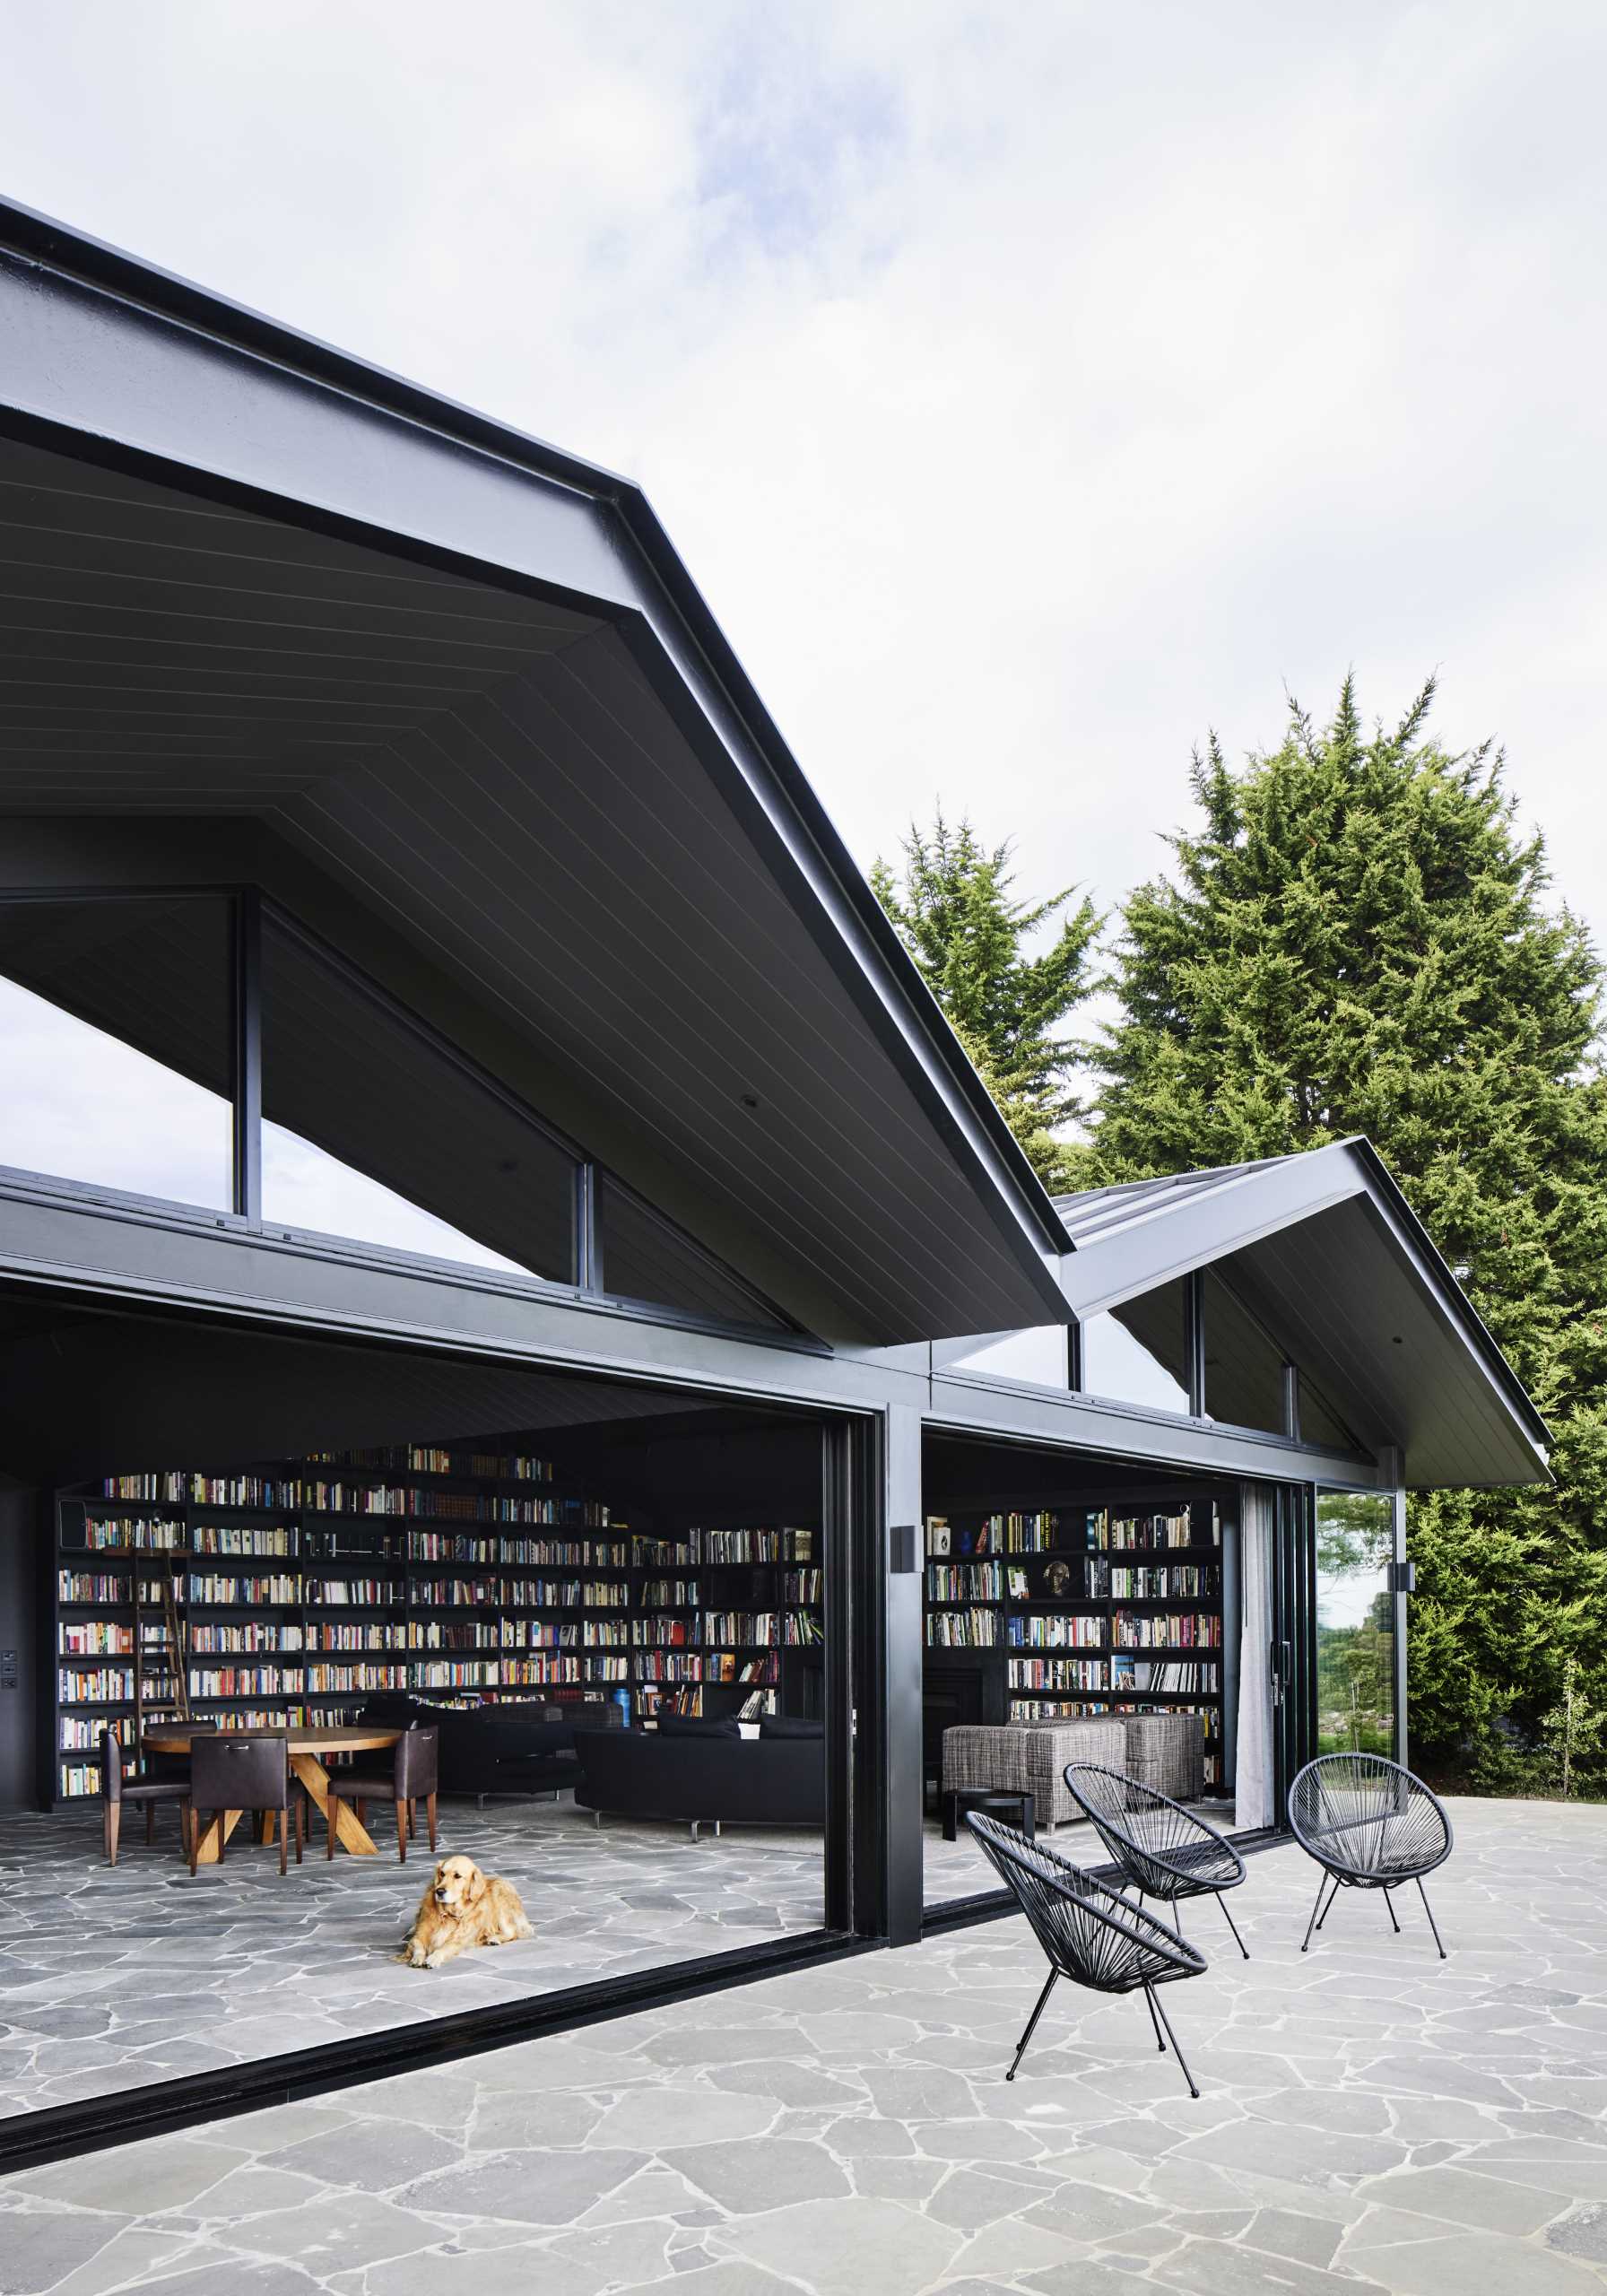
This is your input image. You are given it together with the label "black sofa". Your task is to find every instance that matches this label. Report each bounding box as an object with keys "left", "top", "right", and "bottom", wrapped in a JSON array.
[
  {"left": 358, "top": 1693, "right": 621, "bottom": 1803},
  {"left": 574, "top": 1720, "right": 824, "bottom": 1834}
]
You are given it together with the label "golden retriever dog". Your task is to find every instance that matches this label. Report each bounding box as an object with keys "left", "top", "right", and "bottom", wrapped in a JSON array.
[{"left": 400, "top": 1854, "right": 534, "bottom": 1968}]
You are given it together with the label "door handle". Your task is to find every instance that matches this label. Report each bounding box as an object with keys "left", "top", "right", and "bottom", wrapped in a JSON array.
[{"left": 1270, "top": 1640, "right": 1291, "bottom": 1708}]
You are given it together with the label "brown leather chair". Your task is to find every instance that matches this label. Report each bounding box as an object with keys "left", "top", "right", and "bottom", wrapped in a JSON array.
[
  {"left": 98, "top": 1727, "right": 189, "bottom": 1866},
  {"left": 186, "top": 1731, "right": 304, "bottom": 1875},
  {"left": 327, "top": 1725, "right": 438, "bottom": 1864}
]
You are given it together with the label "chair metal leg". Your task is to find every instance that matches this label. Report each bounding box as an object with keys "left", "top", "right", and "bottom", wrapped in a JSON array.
[
  {"left": 1142, "top": 1979, "right": 1166, "bottom": 2053},
  {"left": 1006, "top": 1970, "right": 1058, "bottom": 2082},
  {"left": 1301, "top": 1870, "right": 1333, "bottom": 1952},
  {"left": 1144, "top": 1982, "right": 1200, "bottom": 2100},
  {"left": 1216, "top": 1891, "right": 1250, "bottom": 1961},
  {"left": 1416, "top": 1876, "right": 1447, "bottom": 1959},
  {"left": 1383, "top": 1885, "right": 1402, "bottom": 1934},
  {"left": 1315, "top": 1874, "right": 1340, "bottom": 1931}
]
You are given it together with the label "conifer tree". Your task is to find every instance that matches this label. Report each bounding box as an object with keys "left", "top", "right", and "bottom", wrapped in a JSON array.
[
  {"left": 1075, "top": 678, "right": 1607, "bottom": 1787},
  {"left": 873, "top": 810, "right": 1099, "bottom": 1189}
]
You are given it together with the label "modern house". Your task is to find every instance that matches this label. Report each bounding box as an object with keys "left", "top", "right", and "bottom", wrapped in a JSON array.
[{"left": 0, "top": 198, "right": 1550, "bottom": 2162}]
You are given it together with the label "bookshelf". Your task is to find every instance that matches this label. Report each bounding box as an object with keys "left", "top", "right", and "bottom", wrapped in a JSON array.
[
  {"left": 923, "top": 1492, "right": 1226, "bottom": 1792},
  {"left": 50, "top": 1446, "right": 823, "bottom": 1802},
  {"left": 627, "top": 1524, "right": 822, "bottom": 1723}
]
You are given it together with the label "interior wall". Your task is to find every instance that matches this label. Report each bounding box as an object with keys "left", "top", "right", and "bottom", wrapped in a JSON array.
[{"left": 0, "top": 1488, "right": 37, "bottom": 1808}]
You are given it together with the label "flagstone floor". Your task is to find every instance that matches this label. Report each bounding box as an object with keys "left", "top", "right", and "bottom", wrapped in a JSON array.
[
  {"left": 4, "top": 1796, "right": 1606, "bottom": 2294},
  {"left": 0, "top": 1794, "right": 996, "bottom": 2120}
]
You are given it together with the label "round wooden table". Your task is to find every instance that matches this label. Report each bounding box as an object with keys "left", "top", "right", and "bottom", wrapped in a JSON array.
[{"left": 143, "top": 1724, "right": 403, "bottom": 1864}]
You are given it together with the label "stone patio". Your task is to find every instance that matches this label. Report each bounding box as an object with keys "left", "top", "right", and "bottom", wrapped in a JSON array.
[
  {"left": 0, "top": 1794, "right": 997, "bottom": 2119},
  {"left": 4, "top": 1796, "right": 1606, "bottom": 2292}
]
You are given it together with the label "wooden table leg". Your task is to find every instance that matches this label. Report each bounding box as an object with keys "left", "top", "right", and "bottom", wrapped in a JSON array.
[
  {"left": 291, "top": 1752, "right": 378, "bottom": 1856},
  {"left": 191, "top": 1808, "right": 248, "bottom": 1866}
]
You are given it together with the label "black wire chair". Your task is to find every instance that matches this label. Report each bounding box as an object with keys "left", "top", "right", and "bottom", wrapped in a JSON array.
[
  {"left": 1288, "top": 1753, "right": 1452, "bottom": 1959},
  {"left": 967, "top": 1812, "right": 1209, "bottom": 2097},
  {"left": 1064, "top": 1761, "right": 1250, "bottom": 1961}
]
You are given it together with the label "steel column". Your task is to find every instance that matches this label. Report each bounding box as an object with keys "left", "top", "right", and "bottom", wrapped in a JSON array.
[{"left": 231, "top": 889, "right": 262, "bottom": 1223}]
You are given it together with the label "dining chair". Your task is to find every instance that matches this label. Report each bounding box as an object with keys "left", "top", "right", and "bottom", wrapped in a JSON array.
[
  {"left": 97, "top": 1726, "right": 189, "bottom": 1866},
  {"left": 1064, "top": 1761, "right": 1250, "bottom": 1958},
  {"left": 967, "top": 1810, "right": 1209, "bottom": 2096},
  {"left": 326, "top": 1724, "right": 438, "bottom": 1863},
  {"left": 1289, "top": 1752, "right": 1452, "bottom": 1957},
  {"left": 186, "top": 1731, "right": 304, "bottom": 1875}
]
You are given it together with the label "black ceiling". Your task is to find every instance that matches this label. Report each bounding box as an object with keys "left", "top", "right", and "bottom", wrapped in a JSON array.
[{"left": 0, "top": 433, "right": 1064, "bottom": 1344}]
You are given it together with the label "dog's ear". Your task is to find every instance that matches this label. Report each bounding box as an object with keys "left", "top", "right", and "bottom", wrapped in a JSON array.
[{"left": 466, "top": 1864, "right": 489, "bottom": 1903}]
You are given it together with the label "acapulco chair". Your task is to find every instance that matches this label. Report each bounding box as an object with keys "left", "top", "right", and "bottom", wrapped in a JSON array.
[
  {"left": 1288, "top": 1753, "right": 1452, "bottom": 1959},
  {"left": 967, "top": 1811, "right": 1208, "bottom": 2097},
  {"left": 1064, "top": 1761, "right": 1250, "bottom": 1960}
]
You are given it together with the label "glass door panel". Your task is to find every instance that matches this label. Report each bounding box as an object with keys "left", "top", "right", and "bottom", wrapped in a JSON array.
[{"left": 1315, "top": 1490, "right": 1395, "bottom": 1758}]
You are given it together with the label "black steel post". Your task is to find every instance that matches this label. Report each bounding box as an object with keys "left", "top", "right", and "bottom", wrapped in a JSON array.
[
  {"left": 231, "top": 889, "right": 262, "bottom": 1223},
  {"left": 1186, "top": 1272, "right": 1206, "bottom": 1415},
  {"left": 572, "top": 1162, "right": 600, "bottom": 1292}
]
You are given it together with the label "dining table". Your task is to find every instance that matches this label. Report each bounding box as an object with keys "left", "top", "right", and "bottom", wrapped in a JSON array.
[{"left": 142, "top": 1723, "right": 404, "bottom": 1864}]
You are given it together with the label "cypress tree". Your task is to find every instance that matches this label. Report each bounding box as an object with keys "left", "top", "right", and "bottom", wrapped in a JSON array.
[
  {"left": 1074, "top": 678, "right": 1607, "bottom": 1788},
  {"left": 873, "top": 809, "right": 1100, "bottom": 1189}
]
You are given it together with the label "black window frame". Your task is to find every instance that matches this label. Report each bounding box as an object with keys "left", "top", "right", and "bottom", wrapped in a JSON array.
[{"left": 0, "top": 883, "right": 802, "bottom": 1341}]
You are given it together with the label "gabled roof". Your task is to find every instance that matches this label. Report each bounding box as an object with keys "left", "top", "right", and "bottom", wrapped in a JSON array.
[
  {"left": 1052, "top": 1141, "right": 1549, "bottom": 1491},
  {"left": 0, "top": 196, "right": 1070, "bottom": 1347}
]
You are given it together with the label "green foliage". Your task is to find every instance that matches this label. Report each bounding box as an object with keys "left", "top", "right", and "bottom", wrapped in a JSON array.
[
  {"left": 1075, "top": 677, "right": 1607, "bottom": 1789},
  {"left": 1541, "top": 1655, "right": 1607, "bottom": 1799},
  {"left": 873, "top": 808, "right": 1100, "bottom": 1188}
]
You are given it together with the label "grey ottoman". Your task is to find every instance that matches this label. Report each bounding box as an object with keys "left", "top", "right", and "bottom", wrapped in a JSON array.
[
  {"left": 942, "top": 1718, "right": 1125, "bottom": 1829},
  {"left": 1122, "top": 1711, "right": 1205, "bottom": 1803}
]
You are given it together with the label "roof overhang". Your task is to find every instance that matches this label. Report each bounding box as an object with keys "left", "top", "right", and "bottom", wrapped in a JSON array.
[
  {"left": 1053, "top": 1141, "right": 1551, "bottom": 1492},
  {"left": 0, "top": 196, "right": 1069, "bottom": 1346}
]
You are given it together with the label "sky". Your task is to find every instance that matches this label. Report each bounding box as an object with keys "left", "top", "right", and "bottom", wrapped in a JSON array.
[{"left": 3, "top": 1, "right": 1603, "bottom": 970}]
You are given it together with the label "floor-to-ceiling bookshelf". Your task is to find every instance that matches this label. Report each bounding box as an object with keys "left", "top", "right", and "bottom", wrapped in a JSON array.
[
  {"left": 50, "top": 1444, "right": 823, "bottom": 1802},
  {"left": 923, "top": 1488, "right": 1226, "bottom": 1792}
]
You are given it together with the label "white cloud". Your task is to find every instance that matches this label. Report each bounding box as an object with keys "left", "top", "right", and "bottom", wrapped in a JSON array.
[{"left": 4, "top": 0, "right": 1603, "bottom": 973}]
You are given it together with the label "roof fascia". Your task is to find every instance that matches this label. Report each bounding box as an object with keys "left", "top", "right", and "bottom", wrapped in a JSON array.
[
  {"left": 0, "top": 197, "right": 1070, "bottom": 1314},
  {"left": 1055, "top": 1145, "right": 1367, "bottom": 1317}
]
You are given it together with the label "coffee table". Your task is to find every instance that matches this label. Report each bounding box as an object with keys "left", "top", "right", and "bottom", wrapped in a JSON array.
[
  {"left": 942, "top": 1786, "right": 1036, "bottom": 1844},
  {"left": 143, "top": 1724, "right": 403, "bottom": 1864}
]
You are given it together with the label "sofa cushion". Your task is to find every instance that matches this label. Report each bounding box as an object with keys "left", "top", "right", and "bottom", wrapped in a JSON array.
[
  {"left": 759, "top": 1715, "right": 824, "bottom": 1741},
  {"left": 656, "top": 1714, "right": 742, "bottom": 1739}
]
